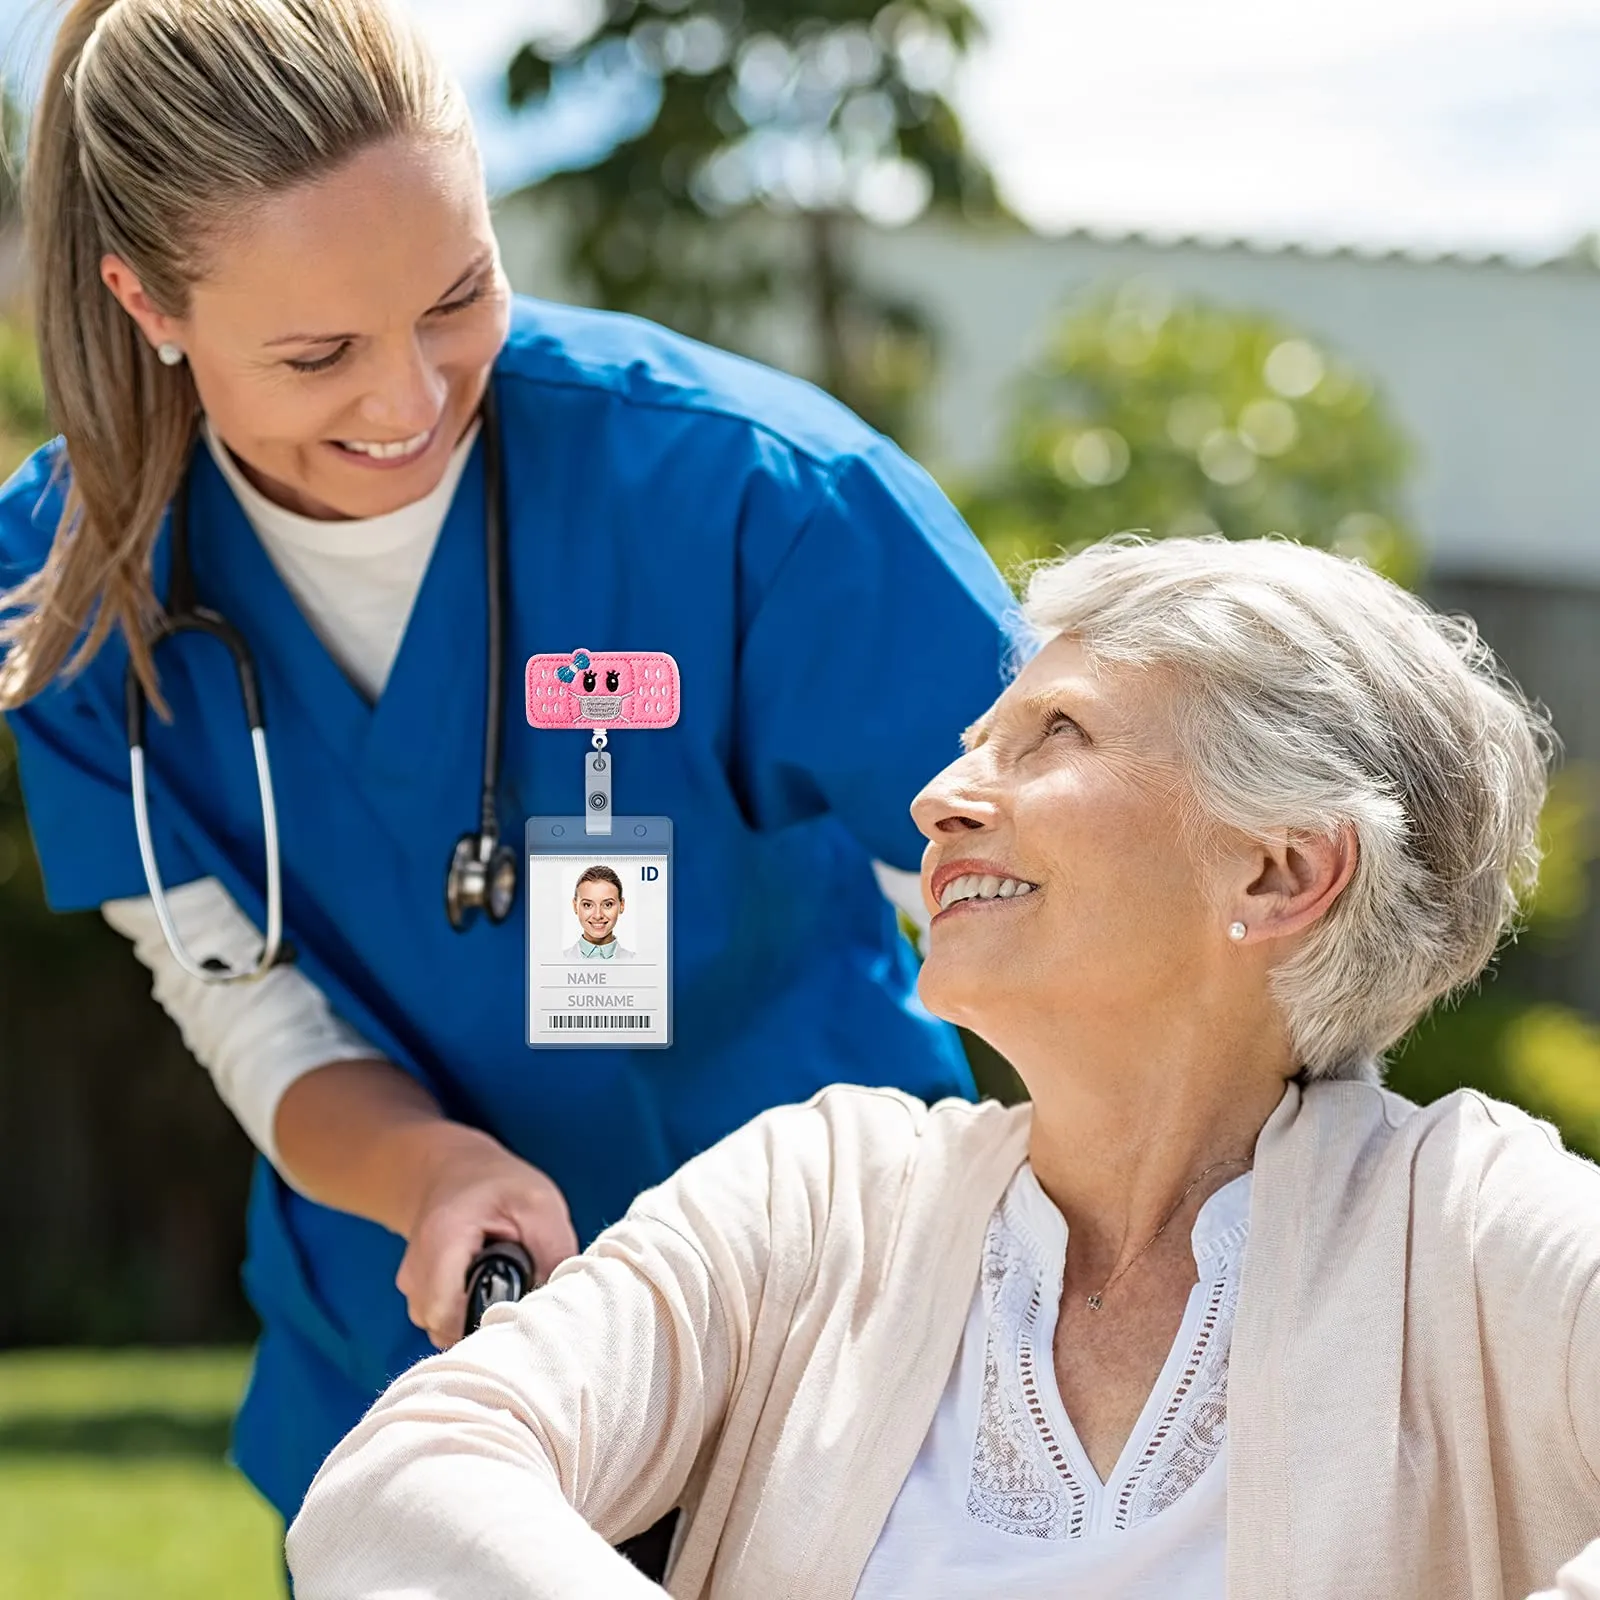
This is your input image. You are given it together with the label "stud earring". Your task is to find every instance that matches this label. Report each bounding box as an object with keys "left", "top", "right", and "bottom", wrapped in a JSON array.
[
  {"left": 1228, "top": 921, "right": 1247, "bottom": 942},
  {"left": 157, "top": 342, "right": 185, "bottom": 367}
]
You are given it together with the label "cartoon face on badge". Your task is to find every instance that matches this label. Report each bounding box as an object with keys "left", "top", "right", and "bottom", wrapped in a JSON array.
[
  {"left": 563, "top": 651, "right": 633, "bottom": 721},
  {"left": 525, "top": 649, "right": 682, "bottom": 730}
]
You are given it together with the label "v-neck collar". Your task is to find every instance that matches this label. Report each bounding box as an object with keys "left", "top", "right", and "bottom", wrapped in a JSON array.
[
  {"left": 992, "top": 1166, "right": 1252, "bottom": 1508},
  {"left": 184, "top": 424, "right": 489, "bottom": 785}
]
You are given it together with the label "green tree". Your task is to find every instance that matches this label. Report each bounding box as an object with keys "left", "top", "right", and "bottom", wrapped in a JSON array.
[
  {"left": 505, "top": 0, "right": 1005, "bottom": 439},
  {"left": 959, "top": 278, "right": 1421, "bottom": 584}
]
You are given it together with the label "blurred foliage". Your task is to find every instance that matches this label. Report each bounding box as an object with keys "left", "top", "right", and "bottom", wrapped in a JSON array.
[
  {"left": 960, "top": 278, "right": 1421, "bottom": 585},
  {"left": 507, "top": 0, "right": 1007, "bottom": 440},
  {"left": 0, "top": 312, "right": 45, "bottom": 480},
  {"left": 0, "top": 87, "right": 22, "bottom": 231},
  {"left": 1389, "top": 764, "right": 1600, "bottom": 1153},
  {"left": 1522, "top": 762, "right": 1599, "bottom": 941}
]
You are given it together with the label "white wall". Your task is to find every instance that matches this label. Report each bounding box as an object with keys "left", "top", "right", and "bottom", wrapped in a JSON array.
[{"left": 857, "top": 222, "right": 1600, "bottom": 587}]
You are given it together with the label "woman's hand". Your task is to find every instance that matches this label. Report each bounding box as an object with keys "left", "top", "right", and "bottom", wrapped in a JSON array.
[
  {"left": 274, "top": 1060, "right": 580, "bottom": 1348},
  {"left": 396, "top": 1121, "right": 580, "bottom": 1349}
]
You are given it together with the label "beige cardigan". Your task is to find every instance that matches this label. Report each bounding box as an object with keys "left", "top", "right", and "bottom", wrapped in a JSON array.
[{"left": 287, "top": 1080, "right": 1600, "bottom": 1598}]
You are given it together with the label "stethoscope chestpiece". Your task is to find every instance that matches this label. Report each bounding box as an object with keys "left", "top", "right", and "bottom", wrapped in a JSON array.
[{"left": 446, "top": 831, "right": 518, "bottom": 931}]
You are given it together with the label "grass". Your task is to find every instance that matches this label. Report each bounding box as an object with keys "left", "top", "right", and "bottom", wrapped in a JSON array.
[{"left": 0, "top": 1348, "right": 287, "bottom": 1600}]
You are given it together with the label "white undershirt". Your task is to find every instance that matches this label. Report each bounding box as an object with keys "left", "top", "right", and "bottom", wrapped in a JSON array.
[
  {"left": 201, "top": 416, "right": 479, "bottom": 702},
  {"left": 102, "top": 422, "right": 932, "bottom": 1176},
  {"left": 854, "top": 1168, "right": 1250, "bottom": 1600}
]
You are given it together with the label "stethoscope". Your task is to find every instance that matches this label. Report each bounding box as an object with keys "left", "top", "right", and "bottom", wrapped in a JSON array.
[{"left": 126, "top": 385, "right": 518, "bottom": 986}]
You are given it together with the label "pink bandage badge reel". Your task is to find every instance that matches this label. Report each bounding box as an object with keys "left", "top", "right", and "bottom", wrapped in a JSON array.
[{"left": 522, "top": 650, "right": 680, "bottom": 1050}]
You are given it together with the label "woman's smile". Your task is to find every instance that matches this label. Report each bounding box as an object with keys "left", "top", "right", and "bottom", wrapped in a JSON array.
[
  {"left": 928, "top": 858, "right": 1042, "bottom": 924},
  {"left": 332, "top": 424, "right": 439, "bottom": 466},
  {"left": 326, "top": 422, "right": 441, "bottom": 470}
]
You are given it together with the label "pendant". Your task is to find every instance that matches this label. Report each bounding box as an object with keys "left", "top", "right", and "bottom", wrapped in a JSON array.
[{"left": 1086, "top": 1293, "right": 1103, "bottom": 1311}]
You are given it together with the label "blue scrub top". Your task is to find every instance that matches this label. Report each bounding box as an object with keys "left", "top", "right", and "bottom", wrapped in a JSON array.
[{"left": 0, "top": 297, "right": 1023, "bottom": 1518}]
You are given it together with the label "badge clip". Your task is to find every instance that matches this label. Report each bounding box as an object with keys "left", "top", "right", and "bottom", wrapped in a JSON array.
[{"left": 585, "top": 733, "right": 612, "bottom": 837}]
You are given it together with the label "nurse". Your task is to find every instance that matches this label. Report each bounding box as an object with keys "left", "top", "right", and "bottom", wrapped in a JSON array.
[{"left": 0, "top": 0, "right": 1018, "bottom": 1530}]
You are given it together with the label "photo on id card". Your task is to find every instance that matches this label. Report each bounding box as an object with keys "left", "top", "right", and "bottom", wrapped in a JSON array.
[{"left": 525, "top": 817, "right": 672, "bottom": 1047}]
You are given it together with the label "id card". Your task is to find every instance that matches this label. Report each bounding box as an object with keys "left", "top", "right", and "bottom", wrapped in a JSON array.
[{"left": 525, "top": 817, "right": 672, "bottom": 1048}]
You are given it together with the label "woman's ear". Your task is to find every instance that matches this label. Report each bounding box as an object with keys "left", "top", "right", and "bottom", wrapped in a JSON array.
[
  {"left": 1233, "top": 824, "right": 1358, "bottom": 944},
  {"left": 99, "top": 254, "right": 184, "bottom": 352}
]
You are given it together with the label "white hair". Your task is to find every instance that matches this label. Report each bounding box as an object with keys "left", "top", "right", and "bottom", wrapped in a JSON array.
[{"left": 1020, "top": 535, "right": 1556, "bottom": 1081}]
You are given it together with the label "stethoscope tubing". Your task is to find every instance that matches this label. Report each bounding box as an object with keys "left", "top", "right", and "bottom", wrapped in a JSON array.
[
  {"left": 130, "top": 722, "right": 286, "bottom": 983},
  {"left": 126, "top": 383, "right": 509, "bottom": 981}
]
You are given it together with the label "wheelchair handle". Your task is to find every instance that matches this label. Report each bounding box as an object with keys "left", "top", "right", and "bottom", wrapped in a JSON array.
[{"left": 462, "top": 1239, "right": 537, "bottom": 1338}]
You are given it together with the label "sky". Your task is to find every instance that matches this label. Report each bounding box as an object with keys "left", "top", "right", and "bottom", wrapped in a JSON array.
[
  {"left": 5, "top": 0, "right": 1599, "bottom": 260},
  {"left": 954, "top": 0, "right": 1600, "bottom": 259}
]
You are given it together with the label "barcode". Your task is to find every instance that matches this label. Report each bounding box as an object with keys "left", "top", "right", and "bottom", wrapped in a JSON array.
[{"left": 546, "top": 1014, "right": 653, "bottom": 1029}]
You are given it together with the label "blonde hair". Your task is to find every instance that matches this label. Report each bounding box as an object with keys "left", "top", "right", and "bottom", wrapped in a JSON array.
[
  {"left": 0, "top": 0, "right": 472, "bottom": 710},
  {"left": 1021, "top": 535, "right": 1556, "bottom": 1081}
]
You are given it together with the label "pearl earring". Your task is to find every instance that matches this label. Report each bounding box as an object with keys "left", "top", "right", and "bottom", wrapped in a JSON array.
[
  {"left": 1228, "top": 921, "right": 1248, "bottom": 942},
  {"left": 157, "top": 342, "right": 185, "bottom": 367}
]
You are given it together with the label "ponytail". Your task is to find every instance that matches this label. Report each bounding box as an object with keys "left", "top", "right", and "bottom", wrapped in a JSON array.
[
  {"left": 0, "top": 0, "right": 195, "bottom": 710},
  {"left": 0, "top": 0, "right": 471, "bottom": 712}
]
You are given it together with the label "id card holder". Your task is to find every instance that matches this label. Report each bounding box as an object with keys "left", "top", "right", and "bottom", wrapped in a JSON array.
[{"left": 524, "top": 817, "right": 674, "bottom": 1049}]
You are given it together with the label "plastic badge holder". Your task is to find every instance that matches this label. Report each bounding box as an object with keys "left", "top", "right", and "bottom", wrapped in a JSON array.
[{"left": 524, "top": 817, "right": 673, "bottom": 1049}]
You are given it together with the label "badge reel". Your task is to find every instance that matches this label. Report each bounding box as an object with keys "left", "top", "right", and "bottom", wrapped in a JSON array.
[{"left": 523, "top": 649, "right": 679, "bottom": 1049}]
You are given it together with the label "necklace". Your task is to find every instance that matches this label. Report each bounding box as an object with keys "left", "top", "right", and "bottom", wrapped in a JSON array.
[{"left": 1084, "top": 1156, "right": 1253, "bottom": 1311}]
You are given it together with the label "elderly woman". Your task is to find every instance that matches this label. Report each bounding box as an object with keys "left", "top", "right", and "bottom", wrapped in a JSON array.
[{"left": 287, "top": 535, "right": 1600, "bottom": 1600}]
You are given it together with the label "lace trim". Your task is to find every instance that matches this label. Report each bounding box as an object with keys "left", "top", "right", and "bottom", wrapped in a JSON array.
[
  {"left": 965, "top": 1216, "right": 1088, "bottom": 1539},
  {"left": 964, "top": 1184, "right": 1240, "bottom": 1541},
  {"left": 1113, "top": 1275, "right": 1230, "bottom": 1528}
]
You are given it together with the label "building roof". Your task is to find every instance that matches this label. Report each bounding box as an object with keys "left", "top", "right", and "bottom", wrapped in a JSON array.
[{"left": 1014, "top": 221, "right": 1600, "bottom": 278}]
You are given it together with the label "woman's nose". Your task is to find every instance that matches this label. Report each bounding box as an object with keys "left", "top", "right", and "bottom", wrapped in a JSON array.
[
  {"left": 357, "top": 339, "right": 447, "bottom": 432},
  {"left": 911, "top": 758, "right": 998, "bottom": 843}
]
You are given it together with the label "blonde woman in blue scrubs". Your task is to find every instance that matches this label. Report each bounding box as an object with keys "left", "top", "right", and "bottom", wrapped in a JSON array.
[{"left": 0, "top": 0, "right": 1019, "bottom": 1545}]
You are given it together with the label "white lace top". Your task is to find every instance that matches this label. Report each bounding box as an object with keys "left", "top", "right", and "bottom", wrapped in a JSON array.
[{"left": 854, "top": 1165, "right": 1251, "bottom": 1599}]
